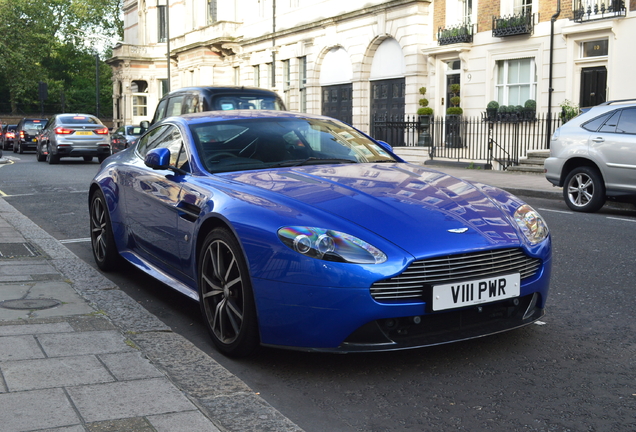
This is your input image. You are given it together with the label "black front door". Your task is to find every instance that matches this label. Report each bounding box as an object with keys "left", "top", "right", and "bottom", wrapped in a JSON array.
[
  {"left": 580, "top": 66, "right": 607, "bottom": 108},
  {"left": 321, "top": 84, "right": 353, "bottom": 125},
  {"left": 370, "top": 78, "right": 405, "bottom": 145}
]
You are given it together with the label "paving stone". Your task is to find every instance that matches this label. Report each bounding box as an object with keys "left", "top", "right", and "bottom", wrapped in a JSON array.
[
  {"left": 67, "top": 378, "right": 196, "bottom": 423},
  {"left": 1, "top": 355, "right": 115, "bottom": 391},
  {"left": 86, "top": 417, "right": 155, "bottom": 432},
  {"left": 37, "top": 330, "right": 134, "bottom": 357},
  {"left": 147, "top": 411, "right": 221, "bottom": 432},
  {"left": 40, "top": 426, "right": 85, "bottom": 432},
  {"left": 0, "top": 388, "right": 80, "bottom": 432},
  {"left": 0, "top": 322, "right": 75, "bottom": 336},
  {"left": 98, "top": 351, "right": 164, "bottom": 381},
  {"left": 0, "top": 335, "right": 44, "bottom": 361}
]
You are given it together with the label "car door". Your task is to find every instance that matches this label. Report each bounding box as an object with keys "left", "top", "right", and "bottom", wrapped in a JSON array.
[
  {"left": 123, "top": 124, "right": 187, "bottom": 274},
  {"left": 590, "top": 107, "right": 636, "bottom": 193}
]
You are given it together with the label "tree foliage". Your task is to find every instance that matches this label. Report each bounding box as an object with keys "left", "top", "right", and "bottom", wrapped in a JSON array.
[{"left": 0, "top": 0, "right": 122, "bottom": 117}]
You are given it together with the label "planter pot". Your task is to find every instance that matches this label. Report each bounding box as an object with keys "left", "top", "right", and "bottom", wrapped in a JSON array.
[
  {"left": 417, "top": 115, "right": 432, "bottom": 147},
  {"left": 486, "top": 108, "right": 498, "bottom": 122}
]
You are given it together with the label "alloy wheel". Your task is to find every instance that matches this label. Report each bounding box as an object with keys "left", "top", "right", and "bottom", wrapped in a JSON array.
[
  {"left": 90, "top": 195, "right": 108, "bottom": 263},
  {"left": 566, "top": 172, "right": 594, "bottom": 207},
  {"left": 200, "top": 238, "right": 245, "bottom": 346}
]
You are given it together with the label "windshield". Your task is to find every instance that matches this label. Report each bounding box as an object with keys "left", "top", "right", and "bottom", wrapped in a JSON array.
[{"left": 190, "top": 117, "right": 397, "bottom": 173}]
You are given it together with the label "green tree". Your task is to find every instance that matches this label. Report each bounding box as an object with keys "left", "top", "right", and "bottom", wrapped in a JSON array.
[{"left": 0, "top": 0, "right": 121, "bottom": 116}]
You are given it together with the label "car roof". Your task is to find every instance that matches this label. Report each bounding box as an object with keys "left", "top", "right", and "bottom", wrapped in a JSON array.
[{"left": 162, "top": 85, "right": 280, "bottom": 98}]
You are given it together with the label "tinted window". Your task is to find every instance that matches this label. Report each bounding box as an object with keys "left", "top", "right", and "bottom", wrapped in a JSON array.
[
  {"left": 582, "top": 112, "right": 614, "bottom": 132},
  {"left": 166, "top": 97, "right": 184, "bottom": 117},
  {"left": 598, "top": 111, "right": 620, "bottom": 133},
  {"left": 211, "top": 95, "right": 284, "bottom": 111},
  {"left": 57, "top": 115, "right": 100, "bottom": 125},
  {"left": 616, "top": 108, "right": 636, "bottom": 134},
  {"left": 22, "top": 119, "right": 46, "bottom": 130},
  {"left": 153, "top": 99, "right": 169, "bottom": 123}
]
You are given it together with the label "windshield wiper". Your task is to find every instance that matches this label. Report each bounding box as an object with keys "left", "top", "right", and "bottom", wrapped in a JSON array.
[{"left": 270, "top": 157, "right": 358, "bottom": 168}]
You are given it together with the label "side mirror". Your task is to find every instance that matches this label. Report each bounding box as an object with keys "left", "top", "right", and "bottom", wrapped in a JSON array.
[
  {"left": 376, "top": 140, "right": 393, "bottom": 153},
  {"left": 140, "top": 120, "right": 150, "bottom": 129},
  {"left": 144, "top": 147, "right": 171, "bottom": 170}
]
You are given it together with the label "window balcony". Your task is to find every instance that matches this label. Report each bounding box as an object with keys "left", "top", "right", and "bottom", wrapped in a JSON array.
[
  {"left": 572, "top": 0, "right": 625, "bottom": 22},
  {"left": 492, "top": 13, "right": 534, "bottom": 37},
  {"left": 437, "top": 23, "right": 473, "bottom": 46}
]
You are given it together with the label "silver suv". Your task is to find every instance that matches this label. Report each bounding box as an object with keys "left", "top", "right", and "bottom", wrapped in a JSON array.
[{"left": 545, "top": 100, "right": 636, "bottom": 212}]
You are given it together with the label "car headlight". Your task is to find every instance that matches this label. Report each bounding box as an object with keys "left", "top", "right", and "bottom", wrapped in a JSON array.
[
  {"left": 514, "top": 204, "right": 549, "bottom": 244},
  {"left": 278, "top": 226, "right": 387, "bottom": 264}
]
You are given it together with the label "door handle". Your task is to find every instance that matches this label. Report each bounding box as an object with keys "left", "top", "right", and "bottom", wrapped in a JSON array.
[{"left": 592, "top": 137, "right": 604, "bottom": 143}]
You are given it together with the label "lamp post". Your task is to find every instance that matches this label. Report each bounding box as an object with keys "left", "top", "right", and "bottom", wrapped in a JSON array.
[{"left": 158, "top": 0, "right": 171, "bottom": 93}]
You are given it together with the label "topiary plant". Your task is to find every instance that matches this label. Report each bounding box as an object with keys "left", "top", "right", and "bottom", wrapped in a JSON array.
[
  {"left": 487, "top": 100, "right": 499, "bottom": 109},
  {"left": 417, "top": 87, "right": 433, "bottom": 116},
  {"left": 446, "top": 107, "right": 463, "bottom": 115},
  {"left": 524, "top": 99, "right": 536, "bottom": 109}
]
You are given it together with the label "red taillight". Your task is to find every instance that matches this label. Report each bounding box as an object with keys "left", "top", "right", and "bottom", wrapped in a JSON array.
[
  {"left": 20, "top": 131, "right": 25, "bottom": 138},
  {"left": 95, "top": 127, "right": 109, "bottom": 135},
  {"left": 7, "top": 132, "right": 15, "bottom": 139},
  {"left": 55, "top": 127, "right": 74, "bottom": 135}
]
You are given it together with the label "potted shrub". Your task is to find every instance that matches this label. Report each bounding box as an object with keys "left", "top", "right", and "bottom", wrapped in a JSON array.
[
  {"left": 560, "top": 99, "right": 580, "bottom": 123},
  {"left": 486, "top": 100, "right": 499, "bottom": 121},
  {"left": 524, "top": 99, "right": 536, "bottom": 121},
  {"left": 497, "top": 105, "right": 509, "bottom": 121},
  {"left": 417, "top": 87, "right": 433, "bottom": 146}
]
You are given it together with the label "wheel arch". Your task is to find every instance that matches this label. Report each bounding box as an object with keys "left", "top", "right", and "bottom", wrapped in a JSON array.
[{"left": 560, "top": 157, "right": 604, "bottom": 186}]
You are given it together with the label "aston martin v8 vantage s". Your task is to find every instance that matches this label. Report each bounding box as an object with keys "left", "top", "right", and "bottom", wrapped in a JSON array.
[{"left": 89, "top": 110, "right": 552, "bottom": 357}]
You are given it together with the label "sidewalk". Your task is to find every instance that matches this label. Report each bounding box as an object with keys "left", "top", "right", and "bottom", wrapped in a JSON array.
[
  {"left": 0, "top": 198, "right": 303, "bottom": 431},
  {"left": 0, "top": 158, "right": 566, "bottom": 432}
]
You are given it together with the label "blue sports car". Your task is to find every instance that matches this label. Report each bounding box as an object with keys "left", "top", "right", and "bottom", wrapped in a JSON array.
[{"left": 89, "top": 111, "right": 552, "bottom": 357}]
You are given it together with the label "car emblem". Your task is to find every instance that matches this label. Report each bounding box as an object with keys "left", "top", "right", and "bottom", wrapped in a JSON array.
[{"left": 448, "top": 227, "right": 469, "bottom": 233}]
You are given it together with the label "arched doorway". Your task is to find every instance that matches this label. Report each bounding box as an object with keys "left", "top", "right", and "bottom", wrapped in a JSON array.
[
  {"left": 369, "top": 38, "right": 406, "bottom": 143},
  {"left": 319, "top": 47, "right": 353, "bottom": 125}
]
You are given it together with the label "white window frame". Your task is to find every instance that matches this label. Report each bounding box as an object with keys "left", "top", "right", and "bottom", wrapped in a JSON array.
[{"left": 495, "top": 58, "right": 537, "bottom": 106}]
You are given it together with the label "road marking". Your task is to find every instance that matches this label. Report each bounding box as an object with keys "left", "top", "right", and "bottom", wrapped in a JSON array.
[
  {"left": 59, "top": 238, "right": 91, "bottom": 244},
  {"left": 607, "top": 217, "right": 636, "bottom": 223},
  {"left": 0, "top": 192, "right": 35, "bottom": 198},
  {"left": 538, "top": 208, "right": 573, "bottom": 214}
]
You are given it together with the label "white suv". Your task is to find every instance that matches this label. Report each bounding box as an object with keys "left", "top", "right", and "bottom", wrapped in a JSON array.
[{"left": 545, "top": 100, "right": 636, "bottom": 212}]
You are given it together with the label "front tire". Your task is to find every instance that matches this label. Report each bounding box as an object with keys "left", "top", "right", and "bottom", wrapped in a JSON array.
[
  {"left": 563, "top": 166, "right": 606, "bottom": 212},
  {"left": 89, "top": 189, "right": 121, "bottom": 271},
  {"left": 198, "top": 228, "right": 259, "bottom": 357}
]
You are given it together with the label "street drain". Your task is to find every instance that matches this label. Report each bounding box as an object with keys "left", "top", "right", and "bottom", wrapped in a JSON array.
[
  {"left": 0, "top": 299, "right": 62, "bottom": 310},
  {"left": 0, "top": 242, "right": 42, "bottom": 259}
]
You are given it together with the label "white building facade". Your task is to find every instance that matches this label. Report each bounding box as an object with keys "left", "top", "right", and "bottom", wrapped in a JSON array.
[{"left": 107, "top": 0, "right": 636, "bottom": 135}]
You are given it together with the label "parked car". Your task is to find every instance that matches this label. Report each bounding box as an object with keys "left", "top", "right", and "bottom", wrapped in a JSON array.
[
  {"left": 36, "top": 114, "right": 111, "bottom": 164},
  {"left": 14, "top": 118, "right": 47, "bottom": 154},
  {"left": 142, "top": 85, "right": 287, "bottom": 127},
  {"left": 110, "top": 125, "right": 145, "bottom": 152},
  {"left": 89, "top": 110, "right": 552, "bottom": 357},
  {"left": 545, "top": 99, "right": 636, "bottom": 212},
  {"left": 2, "top": 124, "right": 17, "bottom": 151}
]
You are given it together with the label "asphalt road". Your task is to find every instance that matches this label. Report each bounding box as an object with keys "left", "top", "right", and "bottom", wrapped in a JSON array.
[{"left": 1, "top": 152, "right": 635, "bottom": 431}]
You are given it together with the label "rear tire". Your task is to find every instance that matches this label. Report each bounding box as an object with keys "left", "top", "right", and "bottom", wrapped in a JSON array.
[
  {"left": 89, "top": 189, "right": 121, "bottom": 271},
  {"left": 18, "top": 143, "right": 23, "bottom": 154},
  {"left": 198, "top": 228, "right": 259, "bottom": 357},
  {"left": 563, "top": 166, "right": 606, "bottom": 212},
  {"left": 46, "top": 145, "right": 60, "bottom": 164}
]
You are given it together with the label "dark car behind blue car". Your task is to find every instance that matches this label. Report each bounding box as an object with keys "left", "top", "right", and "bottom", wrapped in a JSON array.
[{"left": 89, "top": 110, "right": 552, "bottom": 357}]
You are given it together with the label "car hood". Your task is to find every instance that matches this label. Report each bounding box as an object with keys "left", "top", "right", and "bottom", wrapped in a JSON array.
[{"left": 218, "top": 163, "right": 524, "bottom": 256}]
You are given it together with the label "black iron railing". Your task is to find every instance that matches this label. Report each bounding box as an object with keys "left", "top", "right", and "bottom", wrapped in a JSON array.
[
  {"left": 371, "top": 113, "right": 561, "bottom": 169},
  {"left": 572, "top": 0, "right": 625, "bottom": 22},
  {"left": 492, "top": 13, "right": 534, "bottom": 37},
  {"left": 438, "top": 23, "right": 473, "bottom": 45}
]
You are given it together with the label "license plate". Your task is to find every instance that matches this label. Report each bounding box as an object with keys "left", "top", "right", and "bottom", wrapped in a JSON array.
[
  {"left": 432, "top": 273, "right": 520, "bottom": 311},
  {"left": 31, "top": 138, "right": 37, "bottom": 142},
  {"left": 75, "top": 131, "right": 93, "bottom": 135}
]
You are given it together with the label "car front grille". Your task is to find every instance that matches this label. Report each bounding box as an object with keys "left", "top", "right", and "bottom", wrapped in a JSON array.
[{"left": 371, "top": 248, "right": 542, "bottom": 302}]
